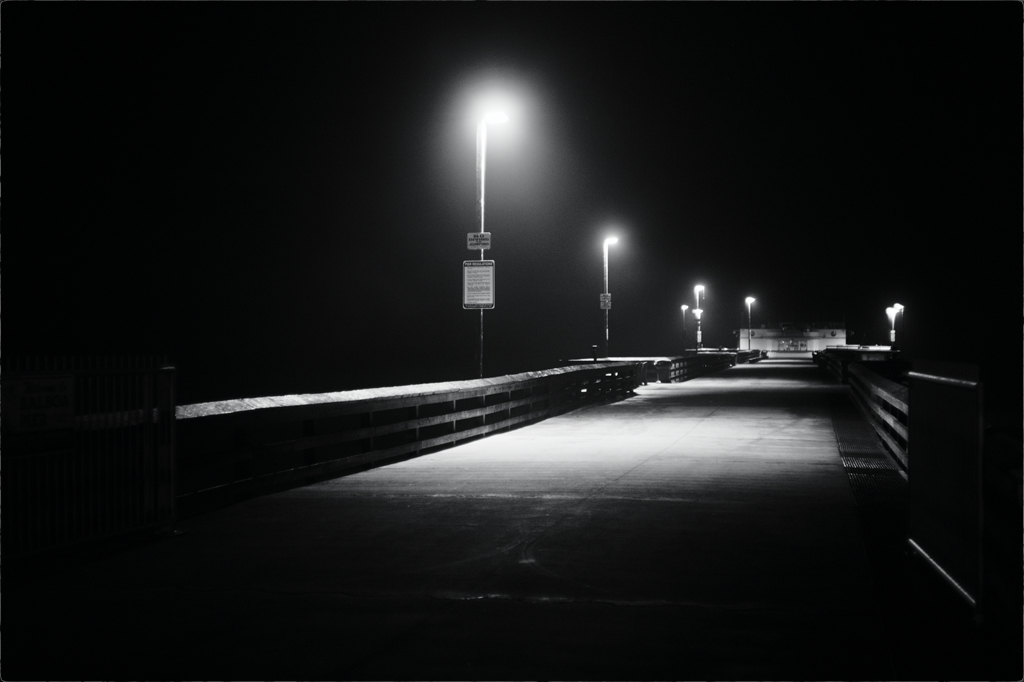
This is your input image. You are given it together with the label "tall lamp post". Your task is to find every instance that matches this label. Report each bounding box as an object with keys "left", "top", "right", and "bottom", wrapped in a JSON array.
[
  {"left": 694, "top": 285, "right": 705, "bottom": 348},
  {"left": 602, "top": 236, "right": 619, "bottom": 358},
  {"left": 680, "top": 304, "right": 689, "bottom": 352},
  {"left": 475, "top": 111, "right": 507, "bottom": 378},
  {"left": 745, "top": 297, "right": 756, "bottom": 350}
]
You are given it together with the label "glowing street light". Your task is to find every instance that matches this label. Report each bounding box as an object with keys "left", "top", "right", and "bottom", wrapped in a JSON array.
[
  {"left": 886, "top": 303, "right": 905, "bottom": 345},
  {"left": 745, "top": 297, "right": 756, "bottom": 350},
  {"left": 474, "top": 111, "right": 508, "bottom": 378},
  {"left": 694, "top": 285, "right": 705, "bottom": 348},
  {"left": 602, "top": 236, "right": 619, "bottom": 357},
  {"left": 680, "top": 304, "right": 689, "bottom": 352}
]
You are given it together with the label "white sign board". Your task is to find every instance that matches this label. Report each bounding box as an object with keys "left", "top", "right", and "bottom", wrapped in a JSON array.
[
  {"left": 463, "top": 260, "right": 495, "bottom": 309},
  {"left": 600, "top": 293, "right": 611, "bottom": 310},
  {"left": 467, "top": 232, "right": 491, "bottom": 251}
]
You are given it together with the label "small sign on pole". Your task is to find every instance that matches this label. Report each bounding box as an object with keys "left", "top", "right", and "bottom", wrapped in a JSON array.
[
  {"left": 463, "top": 260, "right": 495, "bottom": 309},
  {"left": 600, "top": 293, "right": 611, "bottom": 310},
  {"left": 467, "top": 232, "right": 491, "bottom": 251}
]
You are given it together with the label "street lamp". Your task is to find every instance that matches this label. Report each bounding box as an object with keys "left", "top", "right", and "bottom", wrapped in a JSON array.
[
  {"left": 745, "top": 297, "right": 756, "bottom": 351},
  {"left": 694, "top": 285, "right": 705, "bottom": 348},
  {"left": 475, "top": 111, "right": 508, "bottom": 378},
  {"left": 602, "top": 236, "right": 619, "bottom": 358},
  {"left": 887, "top": 303, "right": 905, "bottom": 345},
  {"left": 680, "top": 304, "right": 689, "bottom": 352}
]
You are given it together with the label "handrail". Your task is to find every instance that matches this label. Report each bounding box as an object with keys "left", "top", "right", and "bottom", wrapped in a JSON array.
[
  {"left": 906, "top": 371, "right": 980, "bottom": 389},
  {"left": 846, "top": 363, "right": 909, "bottom": 469},
  {"left": 175, "top": 362, "right": 644, "bottom": 517},
  {"left": 653, "top": 351, "right": 756, "bottom": 383},
  {"left": 815, "top": 347, "right": 900, "bottom": 384}
]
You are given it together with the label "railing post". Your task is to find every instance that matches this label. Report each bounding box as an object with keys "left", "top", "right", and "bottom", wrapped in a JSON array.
[{"left": 414, "top": 405, "right": 421, "bottom": 455}]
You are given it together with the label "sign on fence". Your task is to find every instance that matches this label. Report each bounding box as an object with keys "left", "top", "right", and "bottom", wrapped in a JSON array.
[
  {"left": 2, "top": 375, "right": 75, "bottom": 432},
  {"left": 463, "top": 260, "right": 495, "bottom": 309}
]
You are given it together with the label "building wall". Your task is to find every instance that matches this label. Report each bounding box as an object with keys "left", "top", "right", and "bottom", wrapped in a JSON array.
[{"left": 739, "top": 328, "right": 847, "bottom": 356}]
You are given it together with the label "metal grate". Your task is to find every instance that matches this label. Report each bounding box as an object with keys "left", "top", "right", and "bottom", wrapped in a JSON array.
[
  {"left": 842, "top": 456, "right": 899, "bottom": 471},
  {"left": 831, "top": 393, "right": 908, "bottom": 514}
]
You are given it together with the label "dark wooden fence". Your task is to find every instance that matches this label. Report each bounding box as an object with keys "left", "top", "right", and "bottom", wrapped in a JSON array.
[
  {"left": 653, "top": 351, "right": 760, "bottom": 383},
  {"left": 847, "top": 363, "right": 910, "bottom": 469},
  {"left": 175, "top": 362, "right": 644, "bottom": 518},
  {"left": 2, "top": 357, "right": 176, "bottom": 559},
  {"left": 816, "top": 346, "right": 901, "bottom": 383},
  {"left": 820, "top": 351, "right": 1004, "bottom": 617},
  {"left": 907, "top": 362, "right": 985, "bottom": 614}
]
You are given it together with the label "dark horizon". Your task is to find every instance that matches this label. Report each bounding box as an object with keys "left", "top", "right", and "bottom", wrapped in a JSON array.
[{"left": 6, "top": 4, "right": 1021, "bottom": 416}]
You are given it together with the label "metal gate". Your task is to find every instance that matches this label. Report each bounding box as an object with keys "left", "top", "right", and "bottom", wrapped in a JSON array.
[
  {"left": 907, "top": 361, "right": 984, "bottom": 613},
  {"left": 2, "top": 357, "right": 176, "bottom": 558}
]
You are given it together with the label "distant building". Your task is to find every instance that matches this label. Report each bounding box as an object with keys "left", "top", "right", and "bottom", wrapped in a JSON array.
[{"left": 737, "top": 323, "right": 847, "bottom": 359}]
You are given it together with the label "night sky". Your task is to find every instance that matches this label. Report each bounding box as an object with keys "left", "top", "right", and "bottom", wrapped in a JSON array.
[{"left": 6, "top": 3, "right": 1020, "bottom": 413}]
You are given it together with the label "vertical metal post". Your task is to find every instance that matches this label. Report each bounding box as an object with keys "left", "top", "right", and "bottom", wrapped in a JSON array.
[
  {"left": 414, "top": 405, "right": 421, "bottom": 455},
  {"left": 695, "top": 288, "right": 703, "bottom": 349},
  {"left": 603, "top": 241, "right": 610, "bottom": 358},
  {"left": 747, "top": 304, "right": 752, "bottom": 351},
  {"left": 477, "top": 121, "right": 487, "bottom": 379}
]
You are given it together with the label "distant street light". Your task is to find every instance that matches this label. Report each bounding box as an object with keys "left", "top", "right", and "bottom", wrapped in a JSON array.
[
  {"left": 602, "top": 236, "right": 619, "bottom": 358},
  {"left": 887, "top": 303, "right": 905, "bottom": 346},
  {"left": 680, "top": 304, "right": 689, "bottom": 352},
  {"left": 475, "top": 111, "right": 508, "bottom": 378},
  {"left": 694, "top": 285, "right": 705, "bottom": 348},
  {"left": 745, "top": 297, "right": 756, "bottom": 350}
]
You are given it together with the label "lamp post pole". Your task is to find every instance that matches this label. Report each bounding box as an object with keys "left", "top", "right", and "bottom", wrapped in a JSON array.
[
  {"left": 694, "top": 285, "right": 705, "bottom": 348},
  {"left": 745, "top": 297, "right": 756, "bottom": 351},
  {"left": 476, "top": 120, "right": 486, "bottom": 378},
  {"left": 680, "top": 304, "right": 689, "bottom": 353},
  {"left": 603, "top": 237, "right": 618, "bottom": 358},
  {"left": 474, "top": 113, "right": 507, "bottom": 378},
  {"left": 893, "top": 303, "right": 904, "bottom": 348}
]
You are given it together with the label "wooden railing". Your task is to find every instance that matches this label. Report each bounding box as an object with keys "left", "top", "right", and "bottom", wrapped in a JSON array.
[
  {"left": 653, "top": 352, "right": 749, "bottom": 383},
  {"left": 2, "top": 357, "right": 177, "bottom": 559},
  {"left": 815, "top": 346, "right": 899, "bottom": 383},
  {"left": 847, "top": 363, "right": 909, "bottom": 469},
  {"left": 175, "top": 362, "right": 644, "bottom": 518},
  {"left": 905, "top": 362, "right": 984, "bottom": 612}
]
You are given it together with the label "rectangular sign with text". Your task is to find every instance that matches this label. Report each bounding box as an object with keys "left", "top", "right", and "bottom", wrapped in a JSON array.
[
  {"left": 2, "top": 375, "right": 75, "bottom": 433},
  {"left": 600, "top": 293, "right": 611, "bottom": 310},
  {"left": 463, "top": 260, "right": 495, "bottom": 309},
  {"left": 467, "top": 232, "right": 491, "bottom": 251}
]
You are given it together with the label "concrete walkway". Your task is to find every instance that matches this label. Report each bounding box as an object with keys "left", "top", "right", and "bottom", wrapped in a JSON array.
[{"left": 5, "top": 360, "right": 895, "bottom": 679}]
